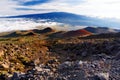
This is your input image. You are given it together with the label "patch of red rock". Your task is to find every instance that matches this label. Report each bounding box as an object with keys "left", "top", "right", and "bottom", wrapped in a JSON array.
[{"left": 63, "top": 29, "right": 92, "bottom": 37}]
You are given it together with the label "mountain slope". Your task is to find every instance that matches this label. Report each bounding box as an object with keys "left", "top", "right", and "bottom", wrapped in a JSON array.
[
  {"left": 5, "top": 12, "right": 120, "bottom": 28},
  {"left": 84, "top": 27, "right": 119, "bottom": 33},
  {"left": 0, "top": 27, "right": 55, "bottom": 38},
  {"left": 63, "top": 29, "right": 92, "bottom": 37}
]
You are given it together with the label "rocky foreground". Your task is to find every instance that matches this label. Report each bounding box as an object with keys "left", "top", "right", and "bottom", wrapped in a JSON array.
[
  {"left": 0, "top": 38, "right": 119, "bottom": 80},
  {"left": 7, "top": 59, "right": 119, "bottom": 80},
  {"left": 0, "top": 28, "right": 119, "bottom": 80}
]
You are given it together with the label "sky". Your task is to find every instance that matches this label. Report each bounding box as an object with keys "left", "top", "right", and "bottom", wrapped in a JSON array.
[{"left": 0, "top": 0, "right": 120, "bottom": 19}]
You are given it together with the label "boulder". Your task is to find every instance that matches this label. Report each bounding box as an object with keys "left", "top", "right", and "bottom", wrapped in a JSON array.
[
  {"left": 58, "top": 61, "right": 72, "bottom": 70},
  {"left": 0, "top": 62, "right": 9, "bottom": 69},
  {"left": 113, "top": 51, "right": 120, "bottom": 60},
  {"left": 88, "top": 73, "right": 109, "bottom": 80},
  {"left": 11, "top": 72, "right": 20, "bottom": 80},
  {"left": 0, "top": 49, "right": 4, "bottom": 57},
  {"left": 81, "top": 51, "right": 88, "bottom": 57}
]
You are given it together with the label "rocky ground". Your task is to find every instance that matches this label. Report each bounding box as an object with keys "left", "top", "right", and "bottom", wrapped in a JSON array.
[
  {"left": 7, "top": 59, "right": 120, "bottom": 80},
  {"left": 0, "top": 29, "right": 119, "bottom": 80}
]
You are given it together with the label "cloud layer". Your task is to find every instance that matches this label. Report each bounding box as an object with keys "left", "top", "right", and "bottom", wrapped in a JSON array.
[
  {"left": 0, "top": 0, "right": 120, "bottom": 19},
  {"left": 0, "top": 18, "right": 86, "bottom": 32}
]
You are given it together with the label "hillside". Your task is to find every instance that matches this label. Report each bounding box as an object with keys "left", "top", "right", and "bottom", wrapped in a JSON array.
[
  {"left": 63, "top": 29, "right": 92, "bottom": 37},
  {"left": 5, "top": 12, "right": 120, "bottom": 28},
  {"left": 0, "top": 27, "right": 119, "bottom": 80},
  {"left": 84, "top": 27, "right": 119, "bottom": 33}
]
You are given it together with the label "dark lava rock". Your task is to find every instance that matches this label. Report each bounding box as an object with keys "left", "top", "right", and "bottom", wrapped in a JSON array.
[
  {"left": 88, "top": 75, "right": 107, "bottom": 80},
  {"left": 11, "top": 72, "right": 20, "bottom": 80},
  {"left": 81, "top": 51, "right": 88, "bottom": 57},
  {"left": 113, "top": 51, "right": 120, "bottom": 60}
]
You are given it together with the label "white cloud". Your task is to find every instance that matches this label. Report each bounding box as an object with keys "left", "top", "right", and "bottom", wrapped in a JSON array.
[
  {"left": 0, "top": 18, "right": 86, "bottom": 32},
  {"left": 75, "top": 0, "right": 120, "bottom": 18},
  {"left": 0, "top": 18, "right": 64, "bottom": 32}
]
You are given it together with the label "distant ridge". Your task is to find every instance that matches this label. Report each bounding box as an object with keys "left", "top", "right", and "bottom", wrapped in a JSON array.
[
  {"left": 0, "top": 27, "right": 120, "bottom": 39},
  {"left": 0, "top": 27, "right": 54, "bottom": 38},
  {"left": 4, "top": 12, "right": 120, "bottom": 28},
  {"left": 32, "top": 27, "right": 54, "bottom": 34},
  {"left": 63, "top": 29, "right": 92, "bottom": 37},
  {"left": 84, "top": 27, "right": 119, "bottom": 33}
]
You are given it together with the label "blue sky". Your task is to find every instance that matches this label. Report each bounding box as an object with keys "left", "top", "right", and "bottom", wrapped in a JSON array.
[{"left": 0, "top": 0, "right": 120, "bottom": 19}]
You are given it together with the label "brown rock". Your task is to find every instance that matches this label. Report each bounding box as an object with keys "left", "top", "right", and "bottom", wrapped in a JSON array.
[
  {"left": 0, "top": 62, "right": 9, "bottom": 69},
  {"left": 0, "top": 49, "right": 4, "bottom": 57}
]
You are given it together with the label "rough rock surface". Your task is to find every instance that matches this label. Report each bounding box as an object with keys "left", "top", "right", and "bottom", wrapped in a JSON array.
[
  {"left": 0, "top": 32, "right": 119, "bottom": 80},
  {"left": 9, "top": 59, "right": 120, "bottom": 80}
]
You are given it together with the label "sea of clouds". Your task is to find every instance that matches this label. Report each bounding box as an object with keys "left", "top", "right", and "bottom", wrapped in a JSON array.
[{"left": 0, "top": 18, "right": 86, "bottom": 32}]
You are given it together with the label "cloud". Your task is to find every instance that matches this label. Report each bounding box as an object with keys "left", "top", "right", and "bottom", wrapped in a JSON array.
[
  {"left": 15, "top": 8, "right": 57, "bottom": 11},
  {"left": 0, "top": 18, "right": 86, "bottom": 32},
  {"left": 13, "top": 0, "right": 51, "bottom": 6},
  {"left": 75, "top": 0, "right": 120, "bottom": 18},
  {"left": 0, "top": 0, "right": 56, "bottom": 16},
  {"left": 0, "top": 0, "right": 120, "bottom": 19}
]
